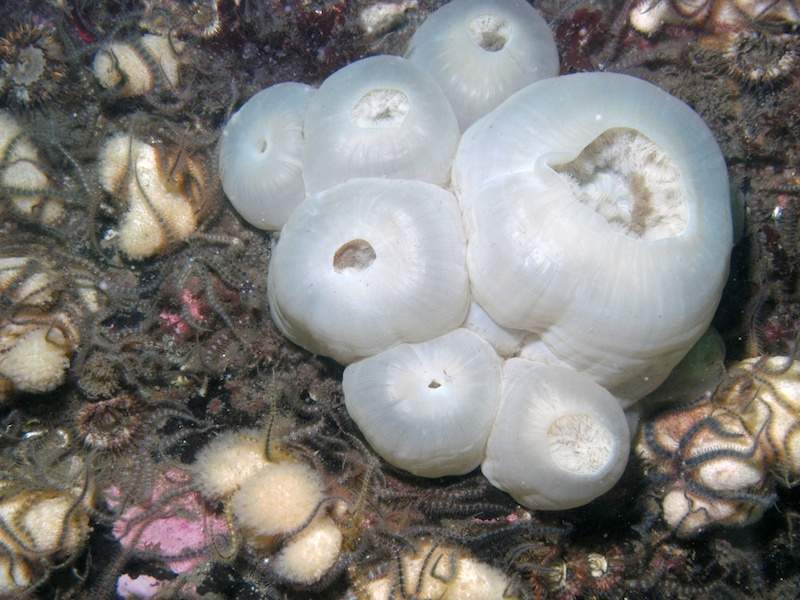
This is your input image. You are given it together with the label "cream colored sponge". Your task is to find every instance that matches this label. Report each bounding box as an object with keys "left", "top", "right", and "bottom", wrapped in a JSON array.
[
  {"left": 272, "top": 515, "right": 342, "bottom": 584},
  {"left": 231, "top": 462, "right": 324, "bottom": 540},
  {"left": 191, "top": 428, "right": 269, "bottom": 500}
]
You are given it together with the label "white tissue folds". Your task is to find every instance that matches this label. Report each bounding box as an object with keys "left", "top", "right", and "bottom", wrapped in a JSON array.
[
  {"left": 483, "top": 359, "right": 630, "bottom": 510},
  {"left": 219, "top": 83, "right": 315, "bottom": 231},
  {"left": 454, "top": 73, "right": 732, "bottom": 403},
  {"left": 302, "top": 55, "right": 460, "bottom": 194}
]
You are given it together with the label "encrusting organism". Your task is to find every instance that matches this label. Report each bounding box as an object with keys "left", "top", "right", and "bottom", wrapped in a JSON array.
[
  {"left": 92, "top": 32, "right": 183, "bottom": 99},
  {"left": 96, "top": 132, "right": 213, "bottom": 259},
  {"left": 0, "top": 425, "right": 95, "bottom": 597},
  {"left": 349, "top": 539, "right": 519, "bottom": 600},
  {"left": 629, "top": 0, "right": 800, "bottom": 34},
  {"left": 0, "top": 239, "right": 104, "bottom": 402},
  {"left": 188, "top": 419, "right": 360, "bottom": 590},
  {"left": 0, "top": 110, "right": 64, "bottom": 226},
  {"left": 138, "top": 0, "right": 223, "bottom": 40},
  {"left": 638, "top": 353, "right": 800, "bottom": 536},
  {"left": 0, "top": 22, "right": 67, "bottom": 108}
]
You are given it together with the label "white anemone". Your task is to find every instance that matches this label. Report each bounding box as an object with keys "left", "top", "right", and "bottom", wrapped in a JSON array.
[
  {"left": 343, "top": 329, "right": 502, "bottom": 477},
  {"left": 406, "top": 0, "right": 558, "bottom": 129},
  {"left": 482, "top": 359, "right": 630, "bottom": 510},
  {"left": 302, "top": 55, "right": 459, "bottom": 193},
  {"left": 453, "top": 72, "right": 732, "bottom": 402},
  {"left": 268, "top": 178, "right": 470, "bottom": 364},
  {"left": 219, "top": 82, "right": 315, "bottom": 230}
]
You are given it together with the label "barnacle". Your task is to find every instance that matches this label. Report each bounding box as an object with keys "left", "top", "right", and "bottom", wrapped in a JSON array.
[
  {"left": 723, "top": 31, "right": 798, "bottom": 85},
  {"left": 73, "top": 394, "right": 142, "bottom": 452},
  {"left": 0, "top": 23, "right": 66, "bottom": 107}
]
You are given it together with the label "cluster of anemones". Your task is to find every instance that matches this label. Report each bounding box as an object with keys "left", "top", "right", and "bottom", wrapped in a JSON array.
[
  {"left": 638, "top": 355, "right": 800, "bottom": 536},
  {"left": 219, "top": 0, "right": 733, "bottom": 513}
]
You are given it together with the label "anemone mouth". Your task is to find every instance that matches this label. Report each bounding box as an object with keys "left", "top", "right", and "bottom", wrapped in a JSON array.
[
  {"left": 257, "top": 137, "right": 268, "bottom": 154},
  {"left": 427, "top": 379, "right": 442, "bottom": 389},
  {"left": 333, "top": 239, "right": 376, "bottom": 272},
  {"left": 547, "top": 413, "right": 614, "bottom": 476},
  {"left": 552, "top": 127, "right": 687, "bottom": 241},
  {"left": 351, "top": 88, "right": 410, "bottom": 128},
  {"left": 468, "top": 15, "right": 511, "bottom": 52},
  {"left": 7, "top": 46, "right": 45, "bottom": 84}
]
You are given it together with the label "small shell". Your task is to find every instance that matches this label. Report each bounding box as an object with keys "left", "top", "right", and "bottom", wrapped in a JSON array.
[
  {"left": 343, "top": 329, "right": 502, "bottom": 477},
  {"left": 302, "top": 55, "right": 459, "bottom": 193}
]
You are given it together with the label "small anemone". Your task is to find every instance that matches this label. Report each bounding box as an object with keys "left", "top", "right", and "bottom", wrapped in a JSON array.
[
  {"left": 724, "top": 31, "right": 798, "bottom": 86},
  {"left": 0, "top": 23, "right": 66, "bottom": 107},
  {"left": 74, "top": 394, "right": 141, "bottom": 452}
]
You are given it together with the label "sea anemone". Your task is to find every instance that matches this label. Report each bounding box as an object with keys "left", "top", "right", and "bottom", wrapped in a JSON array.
[
  {"left": 405, "top": 0, "right": 558, "bottom": 129},
  {"left": 301, "top": 55, "right": 459, "bottom": 194},
  {"left": 190, "top": 428, "right": 270, "bottom": 500},
  {"left": 219, "top": 82, "right": 315, "bottom": 230},
  {"left": 267, "top": 177, "right": 469, "bottom": 364},
  {"left": 0, "top": 23, "right": 66, "bottom": 107},
  {"left": 343, "top": 328, "right": 502, "bottom": 477},
  {"left": 453, "top": 72, "right": 732, "bottom": 402},
  {"left": 482, "top": 359, "right": 630, "bottom": 510},
  {"left": 0, "top": 110, "right": 64, "bottom": 225},
  {"left": 93, "top": 33, "right": 183, "bottom": 97},
  {"left": 97, "top": 133, "right": 209, "bottom": 259},
  {"left": 230, "top": 461, "right": 325, "bottom": 548}
]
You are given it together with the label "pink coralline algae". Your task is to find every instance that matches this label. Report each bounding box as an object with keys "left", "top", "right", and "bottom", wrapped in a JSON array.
[
  {"left": 159, "top": 310, "right": 192, "bottom": 336},
  {"left": 106, "top": 468, "right": 228, "bottom": 574}
]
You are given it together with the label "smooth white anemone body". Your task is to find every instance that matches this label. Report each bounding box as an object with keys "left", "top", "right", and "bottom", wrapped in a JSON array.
[
  {"left": 268, "top": 177, "right": 469, "bottom": 364},
  {"left": 343, "top": 328, "right": 502, "bottom": 477},
  {"left": 302, "top": 55, "right": 459, "bottom": 194},
  {"left": 405, "top": 0, "right": 558, "bottom": 129},
  {"left": 462, "top": 301, "right": 525, "bottom": 358},
  {"left": 483, "top": 359, "right": 630, "bottom": 510},
  {"left": 453, "top": 72, "right": 732, "bottom": 403},
  {"left": 219, "top": 82, "right": 315, "bottom": 230}
]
